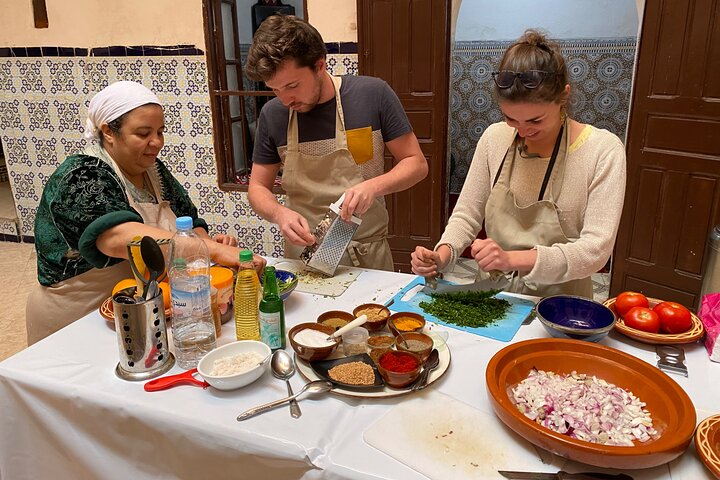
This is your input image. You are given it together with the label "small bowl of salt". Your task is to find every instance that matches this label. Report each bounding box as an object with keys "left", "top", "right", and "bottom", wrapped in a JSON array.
[
  {"left": 288, "top": 322, "right": 340, "bottom": 362},
  {"left": 197, "top": 340, "right": 271, "bottom": 391}
]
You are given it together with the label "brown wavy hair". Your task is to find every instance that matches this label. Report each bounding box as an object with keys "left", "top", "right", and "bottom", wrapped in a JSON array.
[
  {"left": 495, "top": 29, "right": 568, "bottom": 104},
  {"left": 245, "top": 15, "right": 327, "bottom": 82}
]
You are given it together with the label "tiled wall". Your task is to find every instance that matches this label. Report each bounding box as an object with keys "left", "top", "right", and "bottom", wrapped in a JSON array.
[
  {"left": 0, "top": 46, "right": 358, "bottom": 254},
  {"left": 449, "top": 38, "right": 637, "bottom": 193}
]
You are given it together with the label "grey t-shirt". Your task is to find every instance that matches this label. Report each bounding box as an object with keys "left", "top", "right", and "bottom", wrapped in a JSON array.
[{"left": 252, "top": 75, "right": 412, "bottom": 166}]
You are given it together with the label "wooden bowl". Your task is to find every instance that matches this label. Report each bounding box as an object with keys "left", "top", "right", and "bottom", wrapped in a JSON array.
[
  {"left": 375, "top": 350, "right": 422, "bottom": 388},
  {"left": 604, "top": 297, "right": 704, "bottom": 344},
  {"left": 394, "top": 331, "right": 434, "bottom": 362},
  {"left": 387, "top": 312, "right": 426, "bottom": 337},
  {"left": 316, "top": 310, "right": 354, "bottom": 330},
  {"left": 288, "top": 323, "right": 339, "bottom": 362},
  {"left": 353, "top": 303, "right": 390, "bottom": 332},
  {"left": 695, "top": 414, "right": 720, "bottom": 479},
  {"left": 486, "top": 338, "right": 696, "bottom": 469}
]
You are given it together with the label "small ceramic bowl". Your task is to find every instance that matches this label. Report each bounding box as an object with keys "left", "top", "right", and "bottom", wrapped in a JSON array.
[
  {"left": 388, "top": 312, "right": 426, "bottom": 337},
  {"left": 288, "top": 322, "right": 339, "bottom": 362},
  {"left": 316, "top": 310, "right": 354, "bottom": 330},
  {"left": 395, "top": 331, "right": 434, "bottom": 362},
  {"left": 353, "top": 303, "right": 390, "bottom": 332},
  {"left": 196, "top": 340, "right": 271, "bottom": 391},
  {"left": 375, "top": 350, "right": 423, "bottom": 388},
  {"left": 275, "top": 269, "right": 298, "bottom": 301},
  {"left": 367, "top": 332, "right": 395, "bottom": 364},
  {"left": 536, "top": 295, "right": 616, "bottom": 343}
]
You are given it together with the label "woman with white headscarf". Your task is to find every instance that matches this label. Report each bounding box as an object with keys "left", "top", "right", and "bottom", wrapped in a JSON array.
[{"left": 27, "top": 81, "right": 265, "bottom": 345}]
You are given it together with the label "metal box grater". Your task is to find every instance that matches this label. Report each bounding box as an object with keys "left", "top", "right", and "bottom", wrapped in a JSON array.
[{"left": 301, "top": 194, "right": 362, "bottom": 276}]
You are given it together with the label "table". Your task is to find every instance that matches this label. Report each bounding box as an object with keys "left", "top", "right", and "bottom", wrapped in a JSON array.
[{"left": 1, "top": 267, "right": 718, "bottom": 479}]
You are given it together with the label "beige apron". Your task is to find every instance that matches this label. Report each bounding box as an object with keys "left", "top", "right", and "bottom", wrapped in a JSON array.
[
  {"left": 484, "top": 119, "right": 593, "bottom": 298},
  {"left": 26, "top": 146, "right": 177, "bottom": 344},
  {"left": 282, "top": 75, "right": 394, "bottom": 271}
]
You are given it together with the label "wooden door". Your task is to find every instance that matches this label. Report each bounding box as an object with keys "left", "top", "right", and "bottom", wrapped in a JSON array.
[
  {"left": 610, "top": 0, "right": 720, "bottom": 307},
  {"left": 357, "top": 0, "right": 450, "bottom": 272}
]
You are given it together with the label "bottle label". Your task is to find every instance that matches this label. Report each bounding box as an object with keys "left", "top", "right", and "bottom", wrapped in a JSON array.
[
  {"left": 171, "top": 283, "right": 211, "bottom": 320},
  {"left": 259, "top": 311, "right": 282, "bottom": 349}
]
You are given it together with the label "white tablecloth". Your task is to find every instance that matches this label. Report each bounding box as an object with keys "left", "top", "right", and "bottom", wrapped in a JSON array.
[{"left": 1, "top": 267, "right": 718, "bottom": 479}]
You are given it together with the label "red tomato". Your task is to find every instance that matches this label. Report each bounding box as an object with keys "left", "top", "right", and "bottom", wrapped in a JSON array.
[
  {"left": 653, "top": 301, "right": 693, "bottom": 334},
  {"left": 615, "top": 291, "right": 649, "bottom": 316},
  {"left": 623, "top": 306, "right": 660, "bottom": 333}
]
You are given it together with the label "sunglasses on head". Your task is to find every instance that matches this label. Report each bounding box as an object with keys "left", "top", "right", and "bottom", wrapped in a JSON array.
[{"left": 492, "top": 70, "right": 555, "bottom": 89}]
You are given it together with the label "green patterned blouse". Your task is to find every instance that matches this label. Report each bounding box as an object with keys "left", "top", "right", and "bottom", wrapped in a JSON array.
[{"left": 34, "top": 154, "right": 208, "bottom": 286}]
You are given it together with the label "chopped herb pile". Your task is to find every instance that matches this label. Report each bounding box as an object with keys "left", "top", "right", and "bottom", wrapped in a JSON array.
[{"left": 419, "top": 290, "right": 511, "bottom": 328}]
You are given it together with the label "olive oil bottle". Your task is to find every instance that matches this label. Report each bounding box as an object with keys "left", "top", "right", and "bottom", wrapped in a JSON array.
[{"left": 259, "top": 266, "right": 286, "bottom": 350}]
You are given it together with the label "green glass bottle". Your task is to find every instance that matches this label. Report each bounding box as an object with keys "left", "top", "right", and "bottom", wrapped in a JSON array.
[{"left": 259, "top": 266, "right": 286, "bottom": 350}]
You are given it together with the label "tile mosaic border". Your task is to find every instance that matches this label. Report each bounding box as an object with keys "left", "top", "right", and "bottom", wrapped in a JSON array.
[{"left": 0, "top": 45, "right": 205, "bottom": 57}]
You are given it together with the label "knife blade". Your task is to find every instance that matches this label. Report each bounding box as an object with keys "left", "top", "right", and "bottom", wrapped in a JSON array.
[
  {"left": 421, "top": 274, "right": 510, "bottom": 295},
  {"left": 498, "top": 470, "right": 633, "bottom": 480}
]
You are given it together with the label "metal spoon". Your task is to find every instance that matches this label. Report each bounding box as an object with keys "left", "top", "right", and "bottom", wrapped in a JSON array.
[
  {"left": 412, "top": 349, "right": 440, "bottom": 391},
  {"left": 236, "top": 380, "right": 333, "bottom": 421},
  {"left": 140, "top": 236, "right": 165, "bottom": 300},
  {"left": 271, "top": 350, "right": 302, "bottom": 418}
]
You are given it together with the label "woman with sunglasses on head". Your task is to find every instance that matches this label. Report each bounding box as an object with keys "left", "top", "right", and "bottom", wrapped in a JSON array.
[{"left": 411, "top": 29, "right": 626, "bottom": 298}]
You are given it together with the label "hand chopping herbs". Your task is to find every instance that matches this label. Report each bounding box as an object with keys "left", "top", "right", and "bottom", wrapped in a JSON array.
[{"left": 419, "top": 290, "right": 511, "bottom": 328}]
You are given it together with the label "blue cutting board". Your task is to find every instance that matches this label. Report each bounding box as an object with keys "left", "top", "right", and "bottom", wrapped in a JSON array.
[{"left": 387, "top": 276, "right": 536, "bottom": 342}]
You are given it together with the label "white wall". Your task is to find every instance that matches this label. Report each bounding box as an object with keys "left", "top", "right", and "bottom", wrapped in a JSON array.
[{"left": 455, "top": 0, "right": 639, "bottom": 41}]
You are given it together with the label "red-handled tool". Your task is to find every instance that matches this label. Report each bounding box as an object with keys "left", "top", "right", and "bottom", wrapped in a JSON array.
[{"left": 144, "top": 368, "right": 210, "bottom": 391}]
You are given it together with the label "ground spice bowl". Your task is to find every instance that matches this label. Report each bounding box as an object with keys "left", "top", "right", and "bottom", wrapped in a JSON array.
[
  {"left": 395, "top": 331, "right": 433, "bottom": 362},
  {"left": 375, "top": 350, "right": 422, "bottom": 388},
  {"left": 288, "top": 323, "right": 339, "bottom": 362},
  {"left": 353, "top": 303, "right": 390, "bottom": 332},
  {"left": 388, "top": 312, "right": 426, "bottom": 337},
  {"left": 316, "top": 310, "right": 354, "bottom": 330}
]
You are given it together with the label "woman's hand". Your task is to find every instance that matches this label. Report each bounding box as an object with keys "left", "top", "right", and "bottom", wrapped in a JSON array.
[
  {"left": 213, "top": 233, "right": 238, "bottom": 247},
  {"left": 411, "top": 246, "right": 449, "bottom": 277},
  {"left": 470, "top": 239, "right": 537, "bottom": 273},
  {"left": 252, "top": 254, "right": 266, "bottom": 275}
]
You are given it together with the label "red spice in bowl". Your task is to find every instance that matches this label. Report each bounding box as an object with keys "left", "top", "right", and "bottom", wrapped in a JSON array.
[{"left": 376, "top": 350, "right": 422, "bottom": 388}]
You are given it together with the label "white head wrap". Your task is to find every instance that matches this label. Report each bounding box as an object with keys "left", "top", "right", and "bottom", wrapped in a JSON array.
[{"left": 83, "top": 81, "right": 161, "bottom": 141}]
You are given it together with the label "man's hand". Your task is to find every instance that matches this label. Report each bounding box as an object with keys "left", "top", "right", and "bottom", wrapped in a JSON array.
[
  {"left": 341, "top": 182, "right": 378, "bottom": 221},
  {"left": 276, "top": 208, "right": 316, "bottom": 247}
]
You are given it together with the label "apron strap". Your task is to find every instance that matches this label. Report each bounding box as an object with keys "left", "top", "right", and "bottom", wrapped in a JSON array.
[
  {"left": 347, "top": 233, "right": 387, "bottom": 266},
  {"left": 537, "top": 123, "right": 565, "bottom": 201}
]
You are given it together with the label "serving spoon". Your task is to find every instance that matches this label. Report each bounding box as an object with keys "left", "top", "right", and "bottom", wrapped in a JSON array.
[
  {"left": 140, "top": 236, "right": 165, "bottom": 300},
  {"left": 271, "top": 350, "right": 302, "bottom": 418},
  {"left": 236, "top": 380, "right": 333, "bottom": 421}
]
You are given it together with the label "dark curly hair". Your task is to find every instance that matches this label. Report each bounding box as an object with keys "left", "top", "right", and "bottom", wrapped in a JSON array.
[
  {"left": 245, "top": 15, "right": 327, "bottom": 82},
  {"left": 495, "top": 29, "right": 569, "bottom": 104}
]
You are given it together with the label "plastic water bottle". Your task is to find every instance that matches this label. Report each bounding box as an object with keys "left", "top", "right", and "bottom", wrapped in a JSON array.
[
  {"left": 168, "top": 216, "right": 217, "bottom": 368},
  {"left": 259, "top": 266, "right": 286, "bottom": 350},
  {"left": 234, "top": 249, "right": 260, "bottom": 341}
]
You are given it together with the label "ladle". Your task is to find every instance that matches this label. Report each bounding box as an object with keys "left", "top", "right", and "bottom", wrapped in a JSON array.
[
  {"left": 236, "top": 380, "right": 333, "bottom": 421},
  {"left": 140, "top": 236, "right": 165, "bottom": 300},
  {"left": 271, "top": 350, "right": 301, "bottom": 418}
]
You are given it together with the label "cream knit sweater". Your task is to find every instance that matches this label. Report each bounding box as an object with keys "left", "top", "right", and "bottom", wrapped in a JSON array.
[{"left": 438, "top": 121, "right": 626, "bottom": 286}]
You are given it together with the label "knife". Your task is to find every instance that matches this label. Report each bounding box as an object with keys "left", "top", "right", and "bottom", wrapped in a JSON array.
[
  {"left": 421, "top": 274, "right": 510, "bottom": 295},
  {"left": 498, "top": 471, "right": 633, "bottom": 480}
]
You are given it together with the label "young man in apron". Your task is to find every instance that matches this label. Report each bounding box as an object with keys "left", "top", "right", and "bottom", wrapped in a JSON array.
[
  {"left": 27, "top": 82, "right": 262, "bottom": 345},
  {"left": 245, "top": 15, "right": 427, "bottom": 272},
  {"left": 411, "top": 30, "right": 626, "bottom": 298}
]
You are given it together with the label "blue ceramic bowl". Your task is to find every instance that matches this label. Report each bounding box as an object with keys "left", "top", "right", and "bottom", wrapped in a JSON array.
[
  {"left": 535, "top": 295, "right": 616, "bottom": 342},
  {"left": 275, "top": 269, "right": 298, "bottom": 301}
]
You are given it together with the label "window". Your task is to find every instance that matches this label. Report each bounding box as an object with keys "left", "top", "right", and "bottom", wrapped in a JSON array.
[{"left": 202, "top": 0, "right": 305, "bottom": 192}]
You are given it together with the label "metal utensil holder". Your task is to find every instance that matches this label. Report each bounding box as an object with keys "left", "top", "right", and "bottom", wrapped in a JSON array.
[
  {"left": 113, "top": 287, "right": 175, "bottom": 381},
  {"left": 301, "top": 194, "right": 362, "bottom": 276}
]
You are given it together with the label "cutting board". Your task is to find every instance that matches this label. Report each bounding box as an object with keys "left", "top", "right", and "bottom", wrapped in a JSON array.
[
  {"left": 272, "top": 259, "right": 364, "bottom": 297},
  {"left": 364, "top": 392, "right": 560, "bottom": 479},
  {"left": 387, "top": 276, "right": 535, "bottom": 342}
]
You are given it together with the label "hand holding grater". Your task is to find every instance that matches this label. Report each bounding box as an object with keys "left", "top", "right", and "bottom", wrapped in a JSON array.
[{"left": 300, "top": 193, "right": 362, "bottom": 276}]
